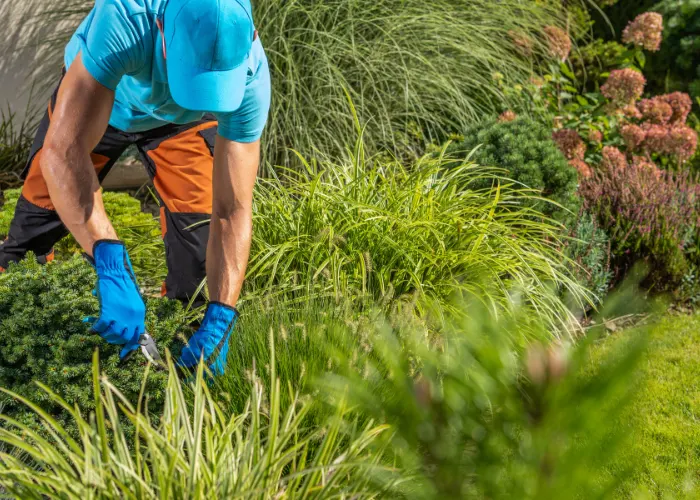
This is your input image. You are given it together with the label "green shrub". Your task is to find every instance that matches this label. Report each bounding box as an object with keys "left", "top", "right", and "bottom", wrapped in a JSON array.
[
  {"left": 0, "top": 255, "right": 185, "bottom": 428},
  {"left": 247, "top": 137, "right": 591, "bottom": 332},
  {"left": 447, "top": 116, "right": 581, "bottom": 221},
  {"left": 563, "top": 211, "right": 613, "bottom": 301},
  {"left": 0, "top": 189, "right": 166, "bottom": 288}
]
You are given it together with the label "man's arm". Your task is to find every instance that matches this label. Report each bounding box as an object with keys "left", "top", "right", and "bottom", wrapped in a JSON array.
[
  {"left": 207, "top": 136, "right": 260, "bottom": 307},
  {"left": 41, "top": 53, "right": 119, "bottom": 255}
]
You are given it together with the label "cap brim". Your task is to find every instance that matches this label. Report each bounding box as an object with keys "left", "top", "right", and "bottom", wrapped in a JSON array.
[{"left": 168, "top": 59, "right": 248, "bottom": 113}]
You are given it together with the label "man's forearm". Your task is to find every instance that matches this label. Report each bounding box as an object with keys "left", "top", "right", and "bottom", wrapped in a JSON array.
[
  {"left": 206, "top": 209, "right": 252, "bottom": 306},
  {"left": 41, "top": 147, "right": 118, "bottom": 255}
]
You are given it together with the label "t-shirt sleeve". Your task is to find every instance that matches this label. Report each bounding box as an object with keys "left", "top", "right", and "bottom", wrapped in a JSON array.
[
  {"left": 215, "top": 46, "right": 272, "bottom": 143},
  {"left": 77, "top": 0, "right": 148, "bottom": 90}
]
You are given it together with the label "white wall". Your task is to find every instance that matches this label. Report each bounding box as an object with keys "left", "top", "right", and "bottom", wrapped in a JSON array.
[{"left": 0, "top": 1, "right": 86, "bottom": 122}]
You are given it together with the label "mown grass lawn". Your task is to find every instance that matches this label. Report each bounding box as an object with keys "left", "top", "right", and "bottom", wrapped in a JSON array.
[{"left": 591, "top": 313, "right": 700, "bottom": 498}]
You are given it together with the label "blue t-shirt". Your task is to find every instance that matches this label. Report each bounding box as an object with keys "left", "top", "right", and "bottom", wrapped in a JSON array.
[{"left": 64, "top": 0, "right": 271, "bottom": 143}]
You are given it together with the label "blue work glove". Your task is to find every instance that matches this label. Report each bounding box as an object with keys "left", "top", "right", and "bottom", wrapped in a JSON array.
[
  {"left": 178, "top": 302, "right": 239, "bottom": 377},
  {"left": 83, "top": 240, "right": 146, "bottom": 360}
]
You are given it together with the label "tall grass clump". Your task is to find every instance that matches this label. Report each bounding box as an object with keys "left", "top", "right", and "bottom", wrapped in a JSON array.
[
  {"left": 0, "top": 108, "right": 34, "bottom": 189},
  {"left": 246, "top": 137, "right": 592, "bottom": 333},
  {"left": 14, "top": 0, "right": 569, "bottom": 167},
  {"left": 0, "top": 352, "right": 390, "bottom": 498}
]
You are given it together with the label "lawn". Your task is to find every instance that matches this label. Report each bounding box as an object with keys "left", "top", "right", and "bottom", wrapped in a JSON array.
[{"left": 591, "top": 314, "right": 700, "bottom": 498}]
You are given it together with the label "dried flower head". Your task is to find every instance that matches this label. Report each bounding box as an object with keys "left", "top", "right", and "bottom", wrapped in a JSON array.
[
  {"left": 621, "top": 104, "right": 643, "bottom": 120},
  {"left": 601, "top": 69, "right": 646, "bottom": 106},
  {"left": 667, "top": 125, "right": 698, "bottom": 163},
  {"left": 621, "top": 124, "right": 647, "bottom": 151},
  {"left": 661, "top": 92, "right": 693, "bottom": 125},
  {"left": 552, "top": 129, "right": 586, "bottom": 161},
  {"left": 601, "top": 146, "right": 628, "bottom": 171},
  {"left": 544, "top": 25, "right": 571, "bottom": 62},
  {"left": 642, "top": 123, "right": 669, "bottom": 155},
  {"left": 588, "top": 130, "right": 603, "bottom": 144},
  {"left": 622, "top": 12, "right": 663, "bottom": 52},
  {"left": 509, "top": 30, "right": 534, "bottom": 58},
  {"left": 569, "top": 158, "right": 592, "bottom": 178},
  {"left": 498, "top": 110, "right": 517, "bottom": 123},
  {"left": 637, "top": 97, "right": 673, "bottom": 124}
]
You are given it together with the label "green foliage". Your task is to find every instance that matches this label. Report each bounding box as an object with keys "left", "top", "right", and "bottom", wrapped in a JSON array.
[
  {"left": 0, "top": 352, "right": 388, "bottom": 498},
  {"left": 590, "top": 313, "right": 700, "bottom": 497},
  {"left": 571, "top": 39, "right": 628, "bottom": 86},
  {"left": 0, "top": 105, "right": 35, "bottom": 190},
  {"left": 247, "top": 138, "right": 591, "bottom": 332},
  {"left": 318, "top": 297, "right": 649, "bottom": 498},
  {"left": 446, "top": 116, "right": 581, "bottom": 221},
  {"left": 0, "top": 189, "right": 166, "bottom": 288},
  {"left": 563, "top": 211, "right": 613, "bottom": 301},
  {"left": 648, "top": 0, "right": 700, "bottom": 102},
  {"left": 0, "top": 255, "right": 185, "bottom": 428},
  {"left": 23, "top": 0, "right": 570, "bottom": 169}
]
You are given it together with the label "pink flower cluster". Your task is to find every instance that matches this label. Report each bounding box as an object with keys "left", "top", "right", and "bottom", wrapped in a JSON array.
[
  {"left": 588, "top": 130, "right": 603, "bottom": 144},
  {"left": 601, "top": 69, "right": 646, "bottom": 106},
  {"left": 622, "top": 12, "right": 664, "bottom": 52},
  {"left": 664, "top": 92, "right": 693, "bottom": 124},
  {"left": 637, "top": 93, "right": 692, "bottom": 125},
  {"left": 622, "top": 123, "right": 698, "bottom": 163},
  {"left": 552, "top": 129, "right": 585, "bottom": 161},
  {"left": 601, "top": 146, "right": 628, "bottom": 172},
  {"left": 543, "top": 26, "right": 571, "bottom": 62},
  {"left": 580, "top": 159, "right": 700, "bottom": 251},
  {"left": 615, "top": 92, "right": 698, "bottom": 163},
  {"left": 637, "top": 97, "right": 673, "bottom": 124}
]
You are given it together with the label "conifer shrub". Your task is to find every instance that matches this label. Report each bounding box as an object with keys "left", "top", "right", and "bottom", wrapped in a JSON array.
[
  {"left": 448, "top": 116, "right": 580, "bottom": 221},
  {"left": 0, "top": 189, "right": 166, "bottom": 287},
  {"left": 0, "top": 255, "right": 185, "bottom": 428}
]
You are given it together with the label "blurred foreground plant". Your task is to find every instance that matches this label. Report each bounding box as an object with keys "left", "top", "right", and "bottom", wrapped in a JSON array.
[
  {"left": 0, "top": 349, "right": 390, "bottom": 498},
  {"left": 319, "top": 295, "right": 650, "bottom": 498}
]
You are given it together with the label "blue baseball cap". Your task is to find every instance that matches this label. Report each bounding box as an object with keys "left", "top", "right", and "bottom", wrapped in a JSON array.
[{"left": 164, "top": 0, "right": 255, "bottom": 112}]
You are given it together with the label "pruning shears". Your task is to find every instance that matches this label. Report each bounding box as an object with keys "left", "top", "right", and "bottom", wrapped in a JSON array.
[{"left": 121, "top": 332, "right": 165, "bottom": 367}]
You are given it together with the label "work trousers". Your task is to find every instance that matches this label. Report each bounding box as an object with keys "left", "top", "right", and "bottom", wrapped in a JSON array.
[{"left": 0, "top": 76, "right": 217, "bottom": 304}]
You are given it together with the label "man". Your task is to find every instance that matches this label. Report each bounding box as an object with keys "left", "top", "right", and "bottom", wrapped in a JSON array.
[{"left": 0, "top": 0, "right": 271, "bottom": 375}]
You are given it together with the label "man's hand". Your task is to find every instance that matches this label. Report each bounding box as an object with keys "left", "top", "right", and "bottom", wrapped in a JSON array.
[
  {"left": 177, "top": 302, "right": 238, "bottom": 376},
  {"left": 84, "top": 241, "right": 146, "bottom": 359},
  {"left": 42, "top": 55, "right": 140, "bottom": 354},
  {"left": 177, "top": 136, "right": 259, "bottom": 376}
]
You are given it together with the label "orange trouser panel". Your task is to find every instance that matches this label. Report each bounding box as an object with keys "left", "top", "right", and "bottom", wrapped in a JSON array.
[
  {"left": 147, "top": 122, "right": 216, "bottom": 214},
  {"left": 22, "top": 151, "right": 111, "bottom": 210}
]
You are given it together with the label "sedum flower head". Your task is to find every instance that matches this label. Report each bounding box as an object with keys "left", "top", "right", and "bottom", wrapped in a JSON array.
[
  {"left": 601, "top": 146, "right": 628, "bottom": 172},
  {"left": 661, "top": 92, "right": 693, "bottom": 125},
  {"left": 544, "top": 26, "right": 571, "bottom": 62},
  {"left": 622, "top": 12, "right": 664, "bottom": 52},
  {"left": 621, "top": 124, "right": 646, "bottom": 151},
  {"left": 637, "top": 97, "right": 673, "bottom": 124},
  {"left": 552, "top": 129, "right": 586, "bottom": 161},
  {"left": 601, "top": 69, "right": 646, "bottom": 106}
]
